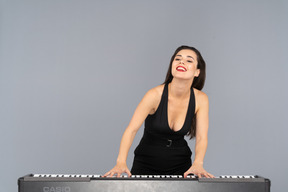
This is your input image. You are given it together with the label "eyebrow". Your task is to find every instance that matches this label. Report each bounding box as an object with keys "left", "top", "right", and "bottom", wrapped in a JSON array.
[{"left": 176, "top": 54, "right": 195, "bottom": 61}]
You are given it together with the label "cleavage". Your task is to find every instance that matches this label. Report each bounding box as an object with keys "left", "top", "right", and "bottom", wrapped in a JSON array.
[{"left": 167, "top": 95, "right": 190, "bottom": 132}]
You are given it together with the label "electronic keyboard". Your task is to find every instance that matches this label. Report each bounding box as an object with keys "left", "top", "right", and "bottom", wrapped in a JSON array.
[{"left": 18, "top": 174, "right": 270, "bottom": 192}]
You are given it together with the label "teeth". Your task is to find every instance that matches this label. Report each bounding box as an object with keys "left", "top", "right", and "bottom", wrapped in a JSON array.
[{"left": 177, "top": 66, "right": 186, "bottom": 71}]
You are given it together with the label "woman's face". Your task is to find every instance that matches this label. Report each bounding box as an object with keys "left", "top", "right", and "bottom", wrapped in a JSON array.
[{"left": 171, "top": 49, "right": 200, "bottom": 81}]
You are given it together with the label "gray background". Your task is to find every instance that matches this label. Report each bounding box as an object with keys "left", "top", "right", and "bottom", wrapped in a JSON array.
[{"left": 0, "top": 0, "right": 287, "bottom": 191}]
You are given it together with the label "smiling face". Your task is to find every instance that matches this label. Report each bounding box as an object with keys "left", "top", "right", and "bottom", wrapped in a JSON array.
[{"left": 171, "top": 49, "right": 200, "bottom": 81}]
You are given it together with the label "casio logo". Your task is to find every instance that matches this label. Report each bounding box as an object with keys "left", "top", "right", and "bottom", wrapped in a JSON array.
[{"left": 43, "top": 186, "right": 71, "bottom": 192}]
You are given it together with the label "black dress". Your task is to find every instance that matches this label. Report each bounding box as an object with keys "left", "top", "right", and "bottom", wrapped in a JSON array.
[{"left": 131, "top": 83, "right": 195, "bottom": 175}]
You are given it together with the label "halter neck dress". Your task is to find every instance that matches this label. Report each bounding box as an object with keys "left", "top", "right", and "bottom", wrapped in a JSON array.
[{"left": 131, "top": 83, "right": 195, "bottom": 175}]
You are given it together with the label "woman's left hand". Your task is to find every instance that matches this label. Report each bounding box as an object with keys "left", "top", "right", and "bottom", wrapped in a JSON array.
[{"left": 183, "top": 162, "right": 215, "bottom": 178}]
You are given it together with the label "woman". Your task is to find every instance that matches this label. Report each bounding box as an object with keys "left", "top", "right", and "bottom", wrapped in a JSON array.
[{"left": 104, "top": 45, "right": 214, "bottom": 178}]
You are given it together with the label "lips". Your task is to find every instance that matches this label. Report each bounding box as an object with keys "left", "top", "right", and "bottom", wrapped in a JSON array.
[{"left": 176, "top": 66, "right": 187, "bottom": 72}]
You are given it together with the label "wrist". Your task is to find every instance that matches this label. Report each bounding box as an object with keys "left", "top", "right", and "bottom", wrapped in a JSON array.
[
  {"left": 116, "top": 159, "right": 126, "bottom": 164},
  {"left": 193, "top": 161, "right": 204, "bottom": 165}
]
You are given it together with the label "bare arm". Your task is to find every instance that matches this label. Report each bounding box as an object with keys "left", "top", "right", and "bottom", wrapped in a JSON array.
[
  {"left": 104, "top": 87, "right": 161, "bottom": 177},
  {"left": 184, "top": 91, "right": 214, "bottom": 178},
  {"left": 194, "top": 92, "right": 209, "bottom": 166}
]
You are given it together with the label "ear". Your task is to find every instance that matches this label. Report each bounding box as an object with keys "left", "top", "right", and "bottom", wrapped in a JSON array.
[{"left": 194, "top": 69, "right": 200, "bottom": 77}]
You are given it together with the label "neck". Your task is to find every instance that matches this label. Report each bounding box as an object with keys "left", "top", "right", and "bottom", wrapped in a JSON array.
[{"left": 169, "top": 78, "right": 193, "bottom": 98}]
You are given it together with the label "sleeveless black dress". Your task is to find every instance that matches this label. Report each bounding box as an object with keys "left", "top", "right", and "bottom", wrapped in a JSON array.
[{"left": 131, "top": 83, "right": 195, "bottom": 175}]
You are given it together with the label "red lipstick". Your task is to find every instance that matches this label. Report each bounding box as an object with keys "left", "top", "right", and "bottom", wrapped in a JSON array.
[{"left": 176, "top": 66, "right": 187, "bottom": 72}]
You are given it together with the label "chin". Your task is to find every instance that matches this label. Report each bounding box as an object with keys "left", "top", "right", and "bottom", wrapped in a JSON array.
[{"left": 172, "top": 76, "right": 193, "bottom": 82}]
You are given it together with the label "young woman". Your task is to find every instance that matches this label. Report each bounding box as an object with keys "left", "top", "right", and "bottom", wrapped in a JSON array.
[{"left": 104, "top": 45, "right": 214, "bottom": 178}]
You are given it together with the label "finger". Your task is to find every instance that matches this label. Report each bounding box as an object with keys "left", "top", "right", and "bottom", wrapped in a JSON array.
[
  {"left": 108, "top": 172, "right": 115, "bottom": 177},
  {"left": 205, "top": 173, "right": 212, "bottom": 178},
  {"left": 207, "top": 173, "right": 215, "bottom": 178},
  {"left": 184, "top": 169, "right": 196, "bottom": 178},
  {"left": 126, "top": 169, "right": 132, "bottom": 177},
  {"left": 203, "top": 172, "right": 210, "bottom": 178},
  {"left": 183, "top": 172, "right": 187, "bottom": 178},
  {"left": 106, "top": 172, "right": 111, "bottom": 177},
  {"left": 117, "top": 172, "right": 121, "bottom": 178},
  {"left": 103, "top": 171, "right": 111, "bottom": 177},
  {"left": 183, "top": 171, "right": 189, "bottom": 178},
  {"left": 202, "top": 172, "right": 211, "bottom": 178}
]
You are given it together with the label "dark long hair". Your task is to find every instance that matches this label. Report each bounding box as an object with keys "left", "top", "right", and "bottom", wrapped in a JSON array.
[{"left": 163, "top": 45, "right": 206, "bottom": 139}]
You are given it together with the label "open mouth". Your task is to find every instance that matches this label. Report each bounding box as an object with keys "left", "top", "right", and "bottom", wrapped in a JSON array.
[{"left": 176, "top": 66, "right": 187, "bottom": 72}]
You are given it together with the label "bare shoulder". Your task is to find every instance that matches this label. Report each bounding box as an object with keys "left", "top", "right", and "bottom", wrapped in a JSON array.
[
  {"left": 150, "top": 84, "right": 164, "bottom": 95},
  {"left": 193, "top": 88, "right": 209, "bottom": 111},
  {"left": 144, "top": 84, "right": 164, "bottom": 114},
  {"left": 145, "top": 84, "right": 164, "bottom": 98}
]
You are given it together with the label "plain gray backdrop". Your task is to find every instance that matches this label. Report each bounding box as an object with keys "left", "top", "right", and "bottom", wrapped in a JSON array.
[{"left": 1, "top": 0, "right": 287, "bottom": 191}]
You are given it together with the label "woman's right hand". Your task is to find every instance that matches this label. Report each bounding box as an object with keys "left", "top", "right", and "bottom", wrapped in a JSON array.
[{"left": 103, "top": 162, "right": 132, "bottom": 177}]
